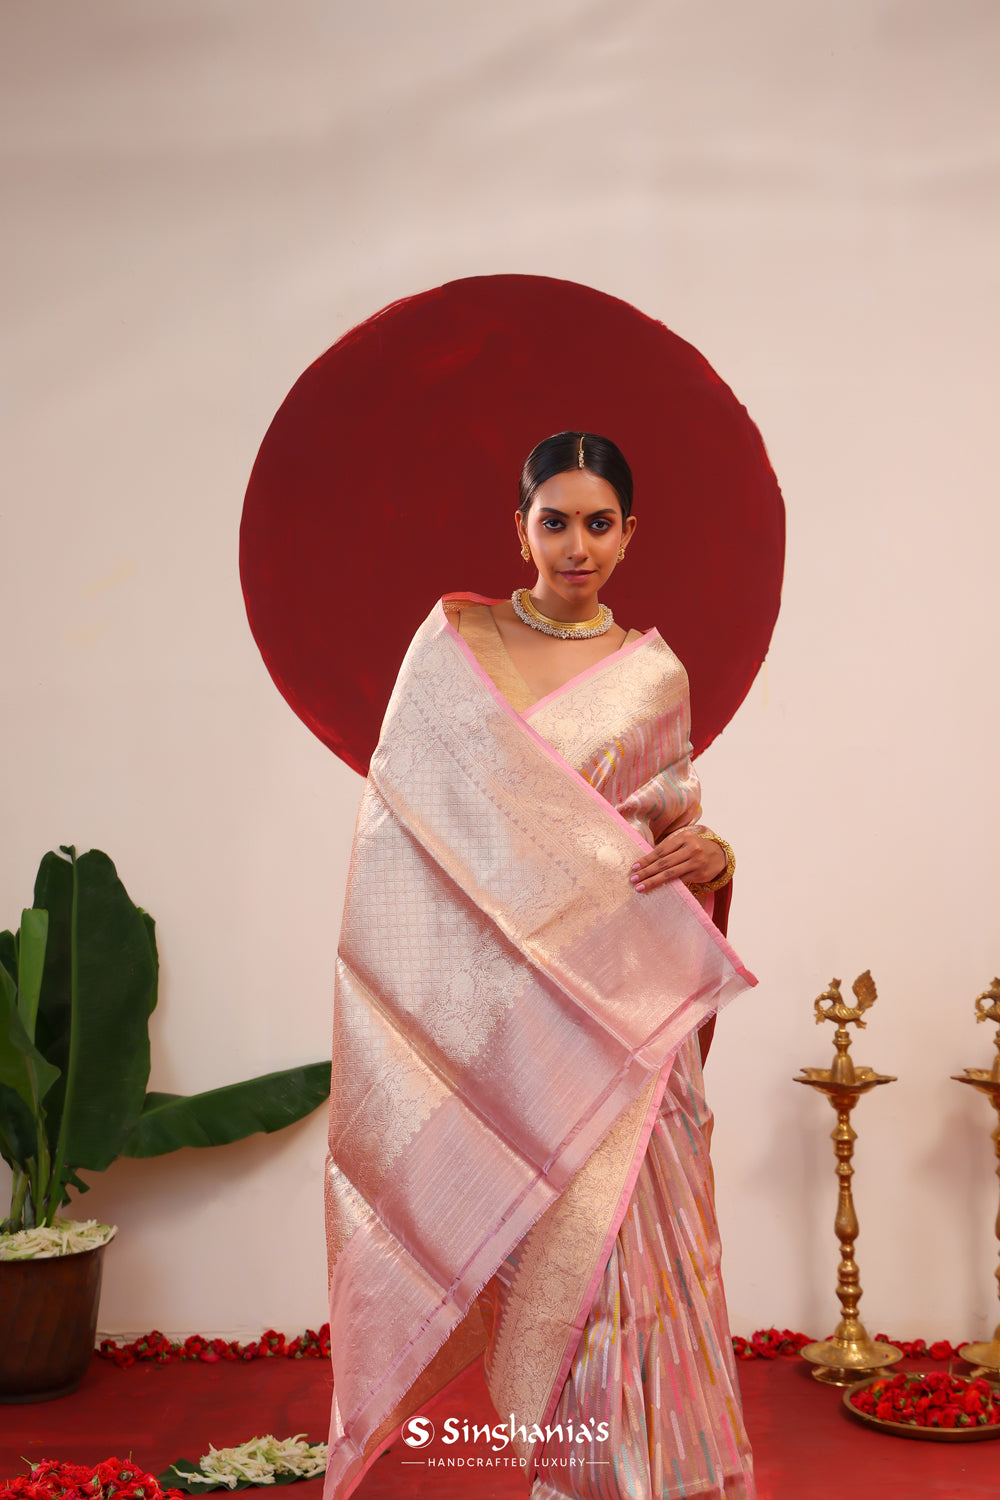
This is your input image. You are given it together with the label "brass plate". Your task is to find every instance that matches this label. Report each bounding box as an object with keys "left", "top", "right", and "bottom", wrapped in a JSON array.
[{"left": 844, "top": 1375, "right": 1000, "bottom": 1443}]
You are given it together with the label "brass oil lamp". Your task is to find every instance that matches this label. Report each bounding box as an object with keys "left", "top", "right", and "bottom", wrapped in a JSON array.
[
  {"left": 953, "top": 978, "right": 1000, "bottom": 1377},
  {"left": 795, "top": 971, "right": 903, "bottom": 1385}
]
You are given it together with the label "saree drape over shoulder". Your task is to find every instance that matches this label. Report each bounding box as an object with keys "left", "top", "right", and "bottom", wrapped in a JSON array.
[{"left": 324, "top": 596, "right": 756, "bottom": 1499}]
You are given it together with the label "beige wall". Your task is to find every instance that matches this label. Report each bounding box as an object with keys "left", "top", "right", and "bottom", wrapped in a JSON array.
[{"left": 2, "top": 0, "right": 998, "bottom": 1340}]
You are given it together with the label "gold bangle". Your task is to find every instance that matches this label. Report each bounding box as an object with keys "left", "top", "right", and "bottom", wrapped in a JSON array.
[{"left": 686, "top": 830, "right": 735, "bottom": 895}]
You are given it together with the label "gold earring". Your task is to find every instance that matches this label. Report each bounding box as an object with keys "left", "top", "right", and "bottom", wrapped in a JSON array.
[
  {"left": 521, "top": 542, "right": 531, "bottom": 561},
  {"left": 617, "top": 545, "right": 626, "bottom": 561}
]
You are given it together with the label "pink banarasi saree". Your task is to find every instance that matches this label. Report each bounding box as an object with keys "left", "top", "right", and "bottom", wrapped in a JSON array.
[{"left": 325, "top": 596, "right": 757, "bottom": 1499}]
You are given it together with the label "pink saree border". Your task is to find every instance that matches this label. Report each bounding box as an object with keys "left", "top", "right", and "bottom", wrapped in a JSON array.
[{"left": 438, "top": 595, "right": 755, "bottom": 986}]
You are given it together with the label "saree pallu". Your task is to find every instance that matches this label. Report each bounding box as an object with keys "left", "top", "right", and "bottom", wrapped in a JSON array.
[{"left": 324, "top": 597, "right": 755, "bottom": 1499}]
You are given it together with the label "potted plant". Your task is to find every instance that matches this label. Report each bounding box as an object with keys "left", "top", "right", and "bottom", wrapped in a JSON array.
[{"left": 0, "top": 845, "right": 331, "bottom": 1403}]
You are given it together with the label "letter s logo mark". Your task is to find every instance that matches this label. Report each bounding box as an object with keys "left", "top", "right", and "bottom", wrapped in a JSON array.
[{"left": 401, "top": 1417, "right": 435, "bottom": 1449}]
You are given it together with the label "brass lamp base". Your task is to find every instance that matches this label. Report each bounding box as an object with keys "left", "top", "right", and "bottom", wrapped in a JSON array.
[
  {"left": 961, "top": 1330, "right": 1000, "bottom": 1379},
  {"left": 800, "top": 1331, "right": 904, "bottom": 1387}
]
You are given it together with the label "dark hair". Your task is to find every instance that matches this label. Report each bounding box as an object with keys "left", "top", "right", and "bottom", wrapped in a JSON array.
[{"left": 518, "top": 431, "right": 633, "bottom": 520}]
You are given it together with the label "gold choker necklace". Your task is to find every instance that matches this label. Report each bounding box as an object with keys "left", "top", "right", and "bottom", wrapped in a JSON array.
[{"left": 511, "top": 588, "right": 614, "bottom": 639}]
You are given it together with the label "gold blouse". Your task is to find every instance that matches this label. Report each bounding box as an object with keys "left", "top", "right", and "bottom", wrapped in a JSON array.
[{"left": 450, "top": 600, "right": 642, "bottom": 714}]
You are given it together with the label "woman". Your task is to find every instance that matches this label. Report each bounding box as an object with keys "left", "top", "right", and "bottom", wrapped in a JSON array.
[{"left": 324, "top": 432, "right": 756, "bottom": 1499}]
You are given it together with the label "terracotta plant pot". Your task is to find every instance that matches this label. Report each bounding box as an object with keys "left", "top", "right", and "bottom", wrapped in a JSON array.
[{"left": 0, "top": 1241, "right": 109, "bottom": 1403}]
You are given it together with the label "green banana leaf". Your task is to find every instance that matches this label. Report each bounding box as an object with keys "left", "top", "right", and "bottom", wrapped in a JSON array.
[
  {"left": 42, "top": 847, "right": 158, "bottom": 1175},
  {"left": 0, "top": 1097, "right": 29, "bottom": 1172},
  {"left": 158, "top": 1460, "right": 306, "bottom": 1491},
  {"left": 30, "top": 851, "right": 74, "bottom": 1094},
  {"left": 0, "top": 930, "right": 16, "bottom": 986},
  {"left": 0, "top": 1080, "right": 35, "bottom": 1174},
  {"left": 121, "top": 1061, "right": 332, "bottom": 1157},
  {"left": 0, "top": 932, "right": 36, "bottom": 1170},
  {"left": 17, "top": 909, "right": 49, "bottom": 1042},
  {"left": 0, "top": 961, "right": 60, "bottom": 1117}
]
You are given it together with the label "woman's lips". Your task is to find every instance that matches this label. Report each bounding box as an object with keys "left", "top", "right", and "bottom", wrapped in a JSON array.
[{"left": 560, "top": 570, "right": 594, "bottom": 580}]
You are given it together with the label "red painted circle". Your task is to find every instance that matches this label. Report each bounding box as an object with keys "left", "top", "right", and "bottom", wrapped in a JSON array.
[{"left": 241, "top": 275, "right": 784, "bottom": 774}]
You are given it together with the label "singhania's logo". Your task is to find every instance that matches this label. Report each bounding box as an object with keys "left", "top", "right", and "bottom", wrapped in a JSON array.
[{"left": 401, "top": 1417, "right": 435, "bottom": 1449}]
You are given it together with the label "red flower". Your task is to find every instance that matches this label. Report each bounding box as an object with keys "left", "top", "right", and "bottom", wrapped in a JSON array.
[
  {"left": 0, "top": 1459, "right": 193, "bottom": 1500},
  {"left": 95, "top": 1460, "right": 133, "bottom": 1485},
  {"left": 929, "top": 1340, "right": 954, "bottom": 1360},
  {"left": 25, "top": 1462, "right": 95, "bottom": 1498}
]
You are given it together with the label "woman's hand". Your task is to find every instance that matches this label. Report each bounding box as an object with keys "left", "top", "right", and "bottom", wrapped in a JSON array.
[{"left": 629, "top": 828, "right": 727, "bottom": 893}]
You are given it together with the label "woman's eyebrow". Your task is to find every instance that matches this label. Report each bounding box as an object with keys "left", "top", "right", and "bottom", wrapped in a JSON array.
[{"left": 537, "top": 506, "right": 617, "bottom": 517}]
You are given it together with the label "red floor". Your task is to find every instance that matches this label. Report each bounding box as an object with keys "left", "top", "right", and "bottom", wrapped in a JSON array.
[{"left": 1, "top": 1354, "right": 994, "bottom": 1498}]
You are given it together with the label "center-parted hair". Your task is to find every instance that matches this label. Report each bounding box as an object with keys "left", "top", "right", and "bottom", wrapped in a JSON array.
[{"left": 518, "top": 431, "right": 634, "bottom": 520}]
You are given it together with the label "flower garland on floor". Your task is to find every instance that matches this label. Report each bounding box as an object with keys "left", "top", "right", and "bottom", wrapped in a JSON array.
[
  {"left": 97, "top": 1327, "right": 330, "bottom": 1367},
  {"left": 730, "top": 1329, "right": 970, "bottom": 1362},
  {"left": 95, "top": 1325, "right": 970, "bottom": 1367},
  {"left": 0, "top": 1457, "right": 183, "bottom": 1500},
  {"left": 0, "top": 1439, "right": 328, "bottom": 1499}
]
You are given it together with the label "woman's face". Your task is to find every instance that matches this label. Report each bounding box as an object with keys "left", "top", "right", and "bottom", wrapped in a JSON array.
[{"left": 515, "top": 469, "right": 636, "bottom": 602}]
